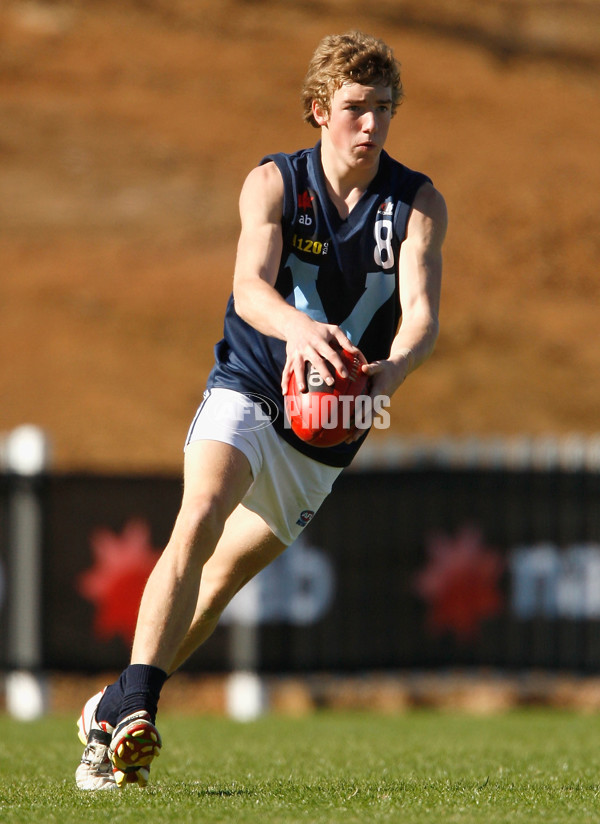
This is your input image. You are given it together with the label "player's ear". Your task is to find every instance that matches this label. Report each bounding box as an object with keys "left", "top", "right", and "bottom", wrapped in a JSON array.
[{"left": 312, "top": 98, "right": 329, "bottom": 127}]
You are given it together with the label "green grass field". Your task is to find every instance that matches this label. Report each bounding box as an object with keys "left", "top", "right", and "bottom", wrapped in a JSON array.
[{"left": 1, "top": 709, "right": 599, "bottom": 823}]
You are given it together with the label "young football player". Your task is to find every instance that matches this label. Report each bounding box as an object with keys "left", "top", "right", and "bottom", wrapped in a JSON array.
[{"left": 76, "top": 29, "right": 447, "bottom": 790}]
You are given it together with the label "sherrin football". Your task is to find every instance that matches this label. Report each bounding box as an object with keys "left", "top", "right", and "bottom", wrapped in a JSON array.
[{"left": 285, "top": 348, "right": 370, "bottom": 447}]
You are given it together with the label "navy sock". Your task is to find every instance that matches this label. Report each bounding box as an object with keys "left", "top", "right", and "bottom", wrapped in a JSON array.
[
  {"left": 95, "top": 670, "right": 127, "bottom": 728},
  {"left": 117, "top": 663, "right": 168, "bottom": 726}
]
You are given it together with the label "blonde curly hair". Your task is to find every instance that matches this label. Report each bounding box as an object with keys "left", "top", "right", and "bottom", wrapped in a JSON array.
[{"left": 301, "top": 31, "right": 403, "bottom": 128}]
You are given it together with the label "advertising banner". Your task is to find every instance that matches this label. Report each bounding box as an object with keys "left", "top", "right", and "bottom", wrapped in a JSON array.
[{"left": 26, "top": 465, "right": 600, "bottom": 673}]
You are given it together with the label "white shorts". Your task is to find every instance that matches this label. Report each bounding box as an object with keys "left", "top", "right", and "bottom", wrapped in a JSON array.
[{"left": 185, "top": 388, "right": 343, "bottom": 545}]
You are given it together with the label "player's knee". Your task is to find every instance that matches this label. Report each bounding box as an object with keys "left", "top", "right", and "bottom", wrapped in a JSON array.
[{"left": 176, "top": 493, "right": 227, "bottom": 552}]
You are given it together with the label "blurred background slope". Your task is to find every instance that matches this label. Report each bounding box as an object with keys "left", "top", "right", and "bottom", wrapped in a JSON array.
[{"left": 1, "top": 0, "right": 598, "bottom": 472}]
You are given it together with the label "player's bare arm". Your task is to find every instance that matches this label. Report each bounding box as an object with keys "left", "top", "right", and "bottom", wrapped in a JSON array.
[
  {"left": 233, "top": 162, "right": 356, "bottom": 393},
  {"left": 363, "top": 182, "right": 447, "bottom": 399}
]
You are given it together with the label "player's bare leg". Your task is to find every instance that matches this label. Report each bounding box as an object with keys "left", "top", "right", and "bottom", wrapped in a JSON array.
[
  {"left": 76, "top": 439, "right": 257, "bottom": 789},
  {"left": 108, "top": 439, "right": 254, "bottom": 786},
  {"left": 168, "top": 503, "right": 286, "bottom": 672},
  {"left": 130, "top": 439, "right": 254, "bottom": 670},
  {"left": 109, "top": 498, "right": 285, "bottom": 785}
]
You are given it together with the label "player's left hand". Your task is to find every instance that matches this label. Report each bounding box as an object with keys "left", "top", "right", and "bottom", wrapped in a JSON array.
[
  {"left": 343, "top": 356, "right": 409, "bottom": 443},
  {"left": 362, "top": 355, "right": 410, "bottom": 400}
]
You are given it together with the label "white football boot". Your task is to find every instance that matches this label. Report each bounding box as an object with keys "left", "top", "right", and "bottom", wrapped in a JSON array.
[{"left": 75, "top": 689, "right": 118, "bottom": 791}]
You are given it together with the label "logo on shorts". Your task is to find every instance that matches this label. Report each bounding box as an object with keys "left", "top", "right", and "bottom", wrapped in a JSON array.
[
  {"left": 296, "top": 509, "right": 315, "bottom": 528},
  {"left": 211, "top": 392, "right": 279, "bottom": 431}
]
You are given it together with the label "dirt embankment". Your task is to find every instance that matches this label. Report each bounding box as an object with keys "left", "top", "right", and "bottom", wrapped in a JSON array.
[{"left": 1, "top": 0, "right": 599, "bottom": 471}]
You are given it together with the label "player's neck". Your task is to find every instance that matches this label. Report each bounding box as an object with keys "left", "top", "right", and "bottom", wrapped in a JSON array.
[{"left": 320, "top": 139, "right": 381, "bottom": 219}]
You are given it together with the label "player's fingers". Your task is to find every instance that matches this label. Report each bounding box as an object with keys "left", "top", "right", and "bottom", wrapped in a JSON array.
[
  {"left": 321, "top": 336, "right": 363, "bottom": 379},
  {"left": 330, "top": 327, "right": 358, "bottom": 355},
  {"left": 362, "top": 359, "right": 383, "bottom": 375},
  {"left": 308, "top": 351, "right": 336, "bottom": 386},
  {"left": 281, "top": 354, "right": 301, "bottom": 393},
  {"left": 321, "top": 348, "right": 347, "bottom": 380},
  {"left": 293, "top": 361, "right": 307, "bottom": 392},
  {"left": 356, "top": 361, "right": 382, "bottom": 399}
]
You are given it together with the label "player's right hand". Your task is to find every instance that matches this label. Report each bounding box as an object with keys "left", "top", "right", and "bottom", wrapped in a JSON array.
[{"left": 281, "top": 316, "right": 359, "bottom": 395}]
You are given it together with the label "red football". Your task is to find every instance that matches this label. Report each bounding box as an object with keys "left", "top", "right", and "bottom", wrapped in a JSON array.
[{"left": 285, "top": 348, "right": 370, "bottom": 447}]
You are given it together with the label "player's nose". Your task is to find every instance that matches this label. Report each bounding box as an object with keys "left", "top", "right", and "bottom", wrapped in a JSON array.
[{"left": 361, "top": 111, "right": 377, "bottom": 132}]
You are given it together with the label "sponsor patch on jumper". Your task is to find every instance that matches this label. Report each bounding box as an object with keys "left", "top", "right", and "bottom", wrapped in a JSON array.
[{"left": 296, "top": 509, "right": 315, "bottom": 528}]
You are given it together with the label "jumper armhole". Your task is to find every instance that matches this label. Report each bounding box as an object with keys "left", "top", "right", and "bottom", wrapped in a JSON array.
[{"left": 259, "top": 153, "right": 296, "bottom": 227}]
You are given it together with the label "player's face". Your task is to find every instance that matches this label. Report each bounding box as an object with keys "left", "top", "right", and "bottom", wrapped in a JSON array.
[{"left": 315, "top": 82, "right": 393, "bottom": 169}]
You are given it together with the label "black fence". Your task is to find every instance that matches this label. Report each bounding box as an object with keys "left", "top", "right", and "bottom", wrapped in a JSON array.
[{"left": 2, "top": 436, "right": 600, "bottom": 674}]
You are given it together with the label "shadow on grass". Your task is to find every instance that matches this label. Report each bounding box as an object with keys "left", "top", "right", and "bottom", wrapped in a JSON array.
[{"left": 198, "top": 787, "right": 253, "bottom": 798}]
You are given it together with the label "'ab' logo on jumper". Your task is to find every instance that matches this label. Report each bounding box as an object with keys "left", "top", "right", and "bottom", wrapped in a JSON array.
[{"left": 298, "top": 190, "right": 314, "bottom": 226}]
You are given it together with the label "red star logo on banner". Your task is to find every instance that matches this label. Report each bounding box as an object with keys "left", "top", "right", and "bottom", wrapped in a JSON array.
[
  {"left": 413, "top": 526, "right": 504, "bottom": 643},
  {"left": 77, "top": 519, "right": 161, "bottom": 644}
]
